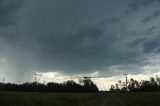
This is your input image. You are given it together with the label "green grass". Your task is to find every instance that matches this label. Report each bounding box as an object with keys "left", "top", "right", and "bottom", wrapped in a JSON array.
[
  {"left": 116, "top": 92, "right": 160, "bottom": 106},
  {"left": 0, "top": 92, "right": 106, "bottom": 106},
  {"left": 0, "top": 92, "right": 160, "bottom": 106}
]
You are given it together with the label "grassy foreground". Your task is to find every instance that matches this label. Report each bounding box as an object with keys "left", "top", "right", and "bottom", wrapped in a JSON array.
[
  {"left": 0, "top": 92, "right": 160, "bottom": 106},
  {"left": 116, "top": 92, "right": 160, "bottom": 106},
  {"left": 0, "top": 92, "right": 106, "bottom": 106}
]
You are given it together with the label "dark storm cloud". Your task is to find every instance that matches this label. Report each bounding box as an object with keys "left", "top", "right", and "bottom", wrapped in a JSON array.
[
  {"left": 143, "top": 34, "right": 160, "bottom": 53},
  {"left": 0, "top": 0, "right": 160, "bottom": 82},
  {"left": 142, "top": 10, "right": 160, "bottom": 24},
  {"left": 26, "top": 18, "right": 124, "bottom": 73},
  {"left": 127, "top": 26, "right": 160, "bottom": 53},
  {"left": 0, "top": 0, "right": 22, "bottom": 26},
  {"left": 125, "top": 0, "right": 160, "bottom": 14},
  {"left": 129, "top": 0, "right": 156, "bottom": 8}
]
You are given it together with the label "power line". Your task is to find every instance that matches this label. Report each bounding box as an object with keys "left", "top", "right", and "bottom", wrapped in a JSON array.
[{"left": 3, "top": 77, "right": 4, "bottom": 84}]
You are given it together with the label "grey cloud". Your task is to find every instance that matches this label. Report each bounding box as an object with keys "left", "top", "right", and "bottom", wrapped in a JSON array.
[
  {"left": 142, "top": 34, "right": 160, "bottom": 53},
  {"left": 0, "top": 0, "right": 22, "bottom": 27},
  {"left": 0, "top": 0, "right": 160, "bottom": 82},
  {"left": 129, "top": 0, "right": 156, "bottom": 8},
  {"left": 142, "top": 10, "right": 160, "bottom": 24},
  {"left": 125, "top": 0, "right": 159, "bottom": 14},
  {"left": 127, "top": 27, "right": 159, "bottom": 53}
]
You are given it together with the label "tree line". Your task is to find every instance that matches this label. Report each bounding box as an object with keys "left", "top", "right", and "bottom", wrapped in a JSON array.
[
  {"left": 110, "top": 75, "right": 160, "bottom": 92},
  {"left": 0, "top": 77, "right": 98, "bottom": 92},
  {"left": 1, "top": 75, "right": 160, "bottom": 92}
]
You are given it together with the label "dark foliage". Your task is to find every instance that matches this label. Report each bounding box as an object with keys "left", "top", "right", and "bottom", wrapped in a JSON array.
[
  {"left": 110, "top": 75, "right": 160, "bottom": 92},
  {"left": 0, "top": 77, "right": 98, "bottom": 92}
]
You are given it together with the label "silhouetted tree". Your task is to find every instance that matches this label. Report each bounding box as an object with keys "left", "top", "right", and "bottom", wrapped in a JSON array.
[
  {"left": 109, "top": 85, "right": 115, "bottom": 91},
  {"left": 110, "top": 75, "right": 160, "bottom": 92},
  {"left": 0, "top": 78, "right": 98, "bottom": 92},
  {"left": 81, "top": 77, "right": 99, "bottom": 92},
  {"left": 128, "top": 78, "right": 139, "bottom": 91},
  {"left": 114, "top": 83, "right": 120, "bottom": 92}
]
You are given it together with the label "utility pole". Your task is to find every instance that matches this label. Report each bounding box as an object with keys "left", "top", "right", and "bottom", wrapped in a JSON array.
[
  {"left": 3, "top": 77, "right": 4, "bottom": 84},
  {"left": 2, "top": 77, "right": 4, "bottom": 91},
  {"left": 34, "top": 72, "right": 42, "bottom": 83},
  {"left": 33, "top": 72, "right": 42, "bottom": 91},
  {"left": 123, "top": 73, "right": 128, "bottom": 91}
]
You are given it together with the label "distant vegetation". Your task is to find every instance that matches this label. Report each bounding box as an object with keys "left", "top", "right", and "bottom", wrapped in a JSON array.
[
  {"left": 110, "top": 75, "right": 160, "bottom": 92},
  {"left": 0, "top": 77, "right": 98, "bottom": 92},
  {"left": 1, "top": 75, "right": 160, "bottom": 92},
  {"left": 1, "top": 76, "right": 160, "bottom": 106}
]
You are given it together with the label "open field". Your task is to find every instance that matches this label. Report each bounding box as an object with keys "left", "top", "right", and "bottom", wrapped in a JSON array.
[
  {"left": 0, "top": 92, "right": 106, "bottom": 106},
  {"left": 0, "top": 92, "right": 160, "bottom": 106},
  {"left": 116, "top": 92, "right": 160, "bottom": 106}
]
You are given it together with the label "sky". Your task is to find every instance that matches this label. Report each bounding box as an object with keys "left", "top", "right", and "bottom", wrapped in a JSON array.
[{"left": 0, "top": 0, "right": 160, "bottom": 90}]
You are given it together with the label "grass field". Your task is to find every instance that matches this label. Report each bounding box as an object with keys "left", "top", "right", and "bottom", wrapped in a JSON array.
[
  {"left": 116, "top": 92, "right": 160, "bottom": 106},
  {"left": 0, "top": 92, "right": 160, "bottom": 106},
  {"left": 0, "top": 92, "right": 106, "bottom": 106}
]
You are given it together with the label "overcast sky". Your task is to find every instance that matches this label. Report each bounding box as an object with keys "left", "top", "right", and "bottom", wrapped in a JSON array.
[{"left": 0, "top": 0, "right": 160, "bottom": 90}]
